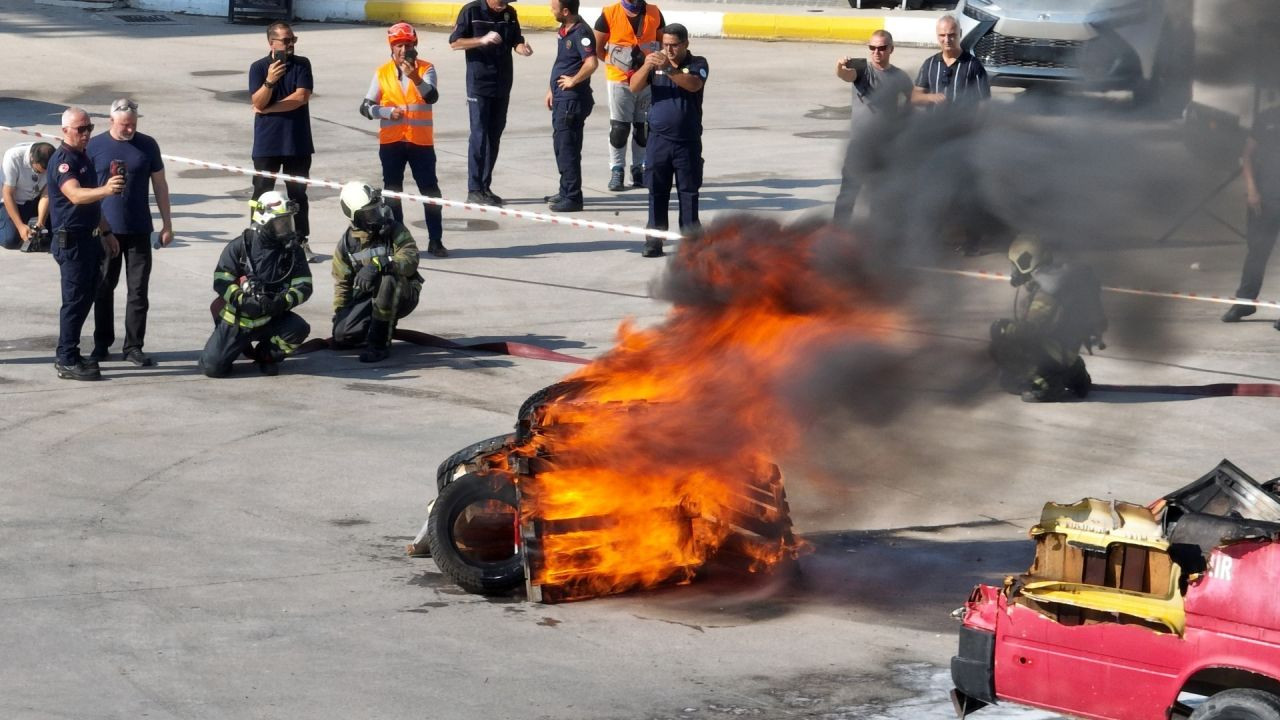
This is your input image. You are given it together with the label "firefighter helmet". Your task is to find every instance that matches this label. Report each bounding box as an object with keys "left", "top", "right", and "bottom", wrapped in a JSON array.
[
  {"left": 251, "top": 191, "right": 298, "bottom": 245},
  {"left": 1008, "top": 236, "right": 1050, "bottom": 275},
  {"left": 387, "top": 22, "right": 418, "bottom": 46},
  {"left": 339, "top": 181, "right": 393, "bottom": 231}
]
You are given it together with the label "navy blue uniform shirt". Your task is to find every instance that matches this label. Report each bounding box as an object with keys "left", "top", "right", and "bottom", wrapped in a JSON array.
[
  {"left": 1251, "top": 105, "right": 1280, "bottom": 201},
  {"left": 248, "top": 54, "right": 315, "bottom": 157},
  {"left": 47, "top": 144, "right": 100, "bottom": 234},
  {"left": 449, "top": 1, "right": 525, "bottom": 98},
  {"left": 551, "top": 20, "right": 596, "bottom": 103},
  {"left": 648, "top": 54, "right": 708, "bottom": 141},
  {"left": 87, "top": 131, "right": 164, "bottom": 235}
]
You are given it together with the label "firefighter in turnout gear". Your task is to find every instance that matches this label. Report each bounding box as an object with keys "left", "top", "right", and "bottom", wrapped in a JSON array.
[
  {"left": 199, "top": 191, "right": 313, "bottom": 377},
  {"left": 332, "top": 181, "right": 423, "bottom": 363},
  {"left": 988, "top": 236, "right": 1107, "bottom": 403}
]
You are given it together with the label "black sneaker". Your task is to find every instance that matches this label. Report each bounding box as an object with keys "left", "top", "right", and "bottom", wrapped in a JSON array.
[
  {"left": 548, "top": 197, "right": 583, "bottom": 213},
  {"left": 642, "top": 237, "right": 664, "bottom": 257},
  {"left": 631, "top": 165, "right": 644, "bottom": 188},
  {"left": 466, "top": 191, "right": 489, "bottom": 205},
  {"left": 608, "top": 167, "right": 625, "bottom": 192},
  {"left": 55, "top": 360, "right": 102, "bottom": 381},
  {"left": 359, "top": 346, "right": 391, "bottom": 363},
  {"left": 89, "top": 346, "right": 110, "bottom": 362},
  {"left": 1222, "top": 304, "right": 1257, "bottom": 322},
  {"left": 544, "top": 193, "right": 563, "bottom": 204},
  {"left": 124, "top": 349, "right": 155, "bottom": 367},
  {"left": 482, "top": 190, "right": 505, "bottom": 207},
  {"left": 427, "top": 240, "right": 449, "bottom": 258}
]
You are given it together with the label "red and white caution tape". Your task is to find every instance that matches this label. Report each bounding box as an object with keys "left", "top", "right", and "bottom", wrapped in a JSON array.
[
  {"left": 914, "top": 266, "right": 1280, "bottom": 311},
  {"left": 0, "top": 125, "right": 684, "bottom": 241}
]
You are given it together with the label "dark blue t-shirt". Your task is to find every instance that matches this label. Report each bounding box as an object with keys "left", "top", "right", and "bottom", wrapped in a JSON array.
[
  {"left": 1251, "top": 105, "right": 1280, "bottom": 201},
  {"left": 87, "top": 131, "right": 163, "bottom": 235},
  {"left": 47, "top": 144, "right": 100, "bottom": 234},
  {"left": 249, "top": 54, "right": 315, "bottom": 157},
  {"left": 649, "top": 54, "right": 708, "bottom": 141},
  {"left": 551, "top": 20, "right": 596, "bottom": 104},
  {"left": 449, "top": 1, "right": 525, "bottom": 98}
]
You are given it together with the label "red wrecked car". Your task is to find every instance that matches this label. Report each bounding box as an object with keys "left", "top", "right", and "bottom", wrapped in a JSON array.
[{"left": 950, "top": 460, "right": 1280, "bottom": 720}]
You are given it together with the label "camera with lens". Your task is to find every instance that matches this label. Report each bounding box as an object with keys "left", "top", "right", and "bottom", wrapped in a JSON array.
[{"left": 20, "top": 217, "right": 50, "bottom": 253}]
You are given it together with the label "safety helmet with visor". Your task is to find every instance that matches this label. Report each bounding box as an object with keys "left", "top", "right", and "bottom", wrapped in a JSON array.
[
  {"left": 1007, "top": 236, "right": 1049, "bottom": 287},
  {"left": 387, "top": 22, "right": 418, "bottom": 47},
  {"left": 339, "top": 181, "right": 395, "bottom": 232},
  {"left": 252, "top": 191, "right": 299, "bottom": 247}
]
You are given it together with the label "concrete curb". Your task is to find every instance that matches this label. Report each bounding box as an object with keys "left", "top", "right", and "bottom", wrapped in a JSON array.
[{"left": 128, "top": 0, "right": 941, "bottom": 45}]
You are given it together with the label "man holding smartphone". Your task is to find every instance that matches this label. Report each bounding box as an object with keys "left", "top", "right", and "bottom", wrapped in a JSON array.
[
  {"left": 833, "top": 30, "right": 912, "bottom": 226},
  {"left": 249, "top": 21, "right": 318, "bottom": 262},
  {"left": 359, "top": 22, "right": 446, "bottom": 257}
]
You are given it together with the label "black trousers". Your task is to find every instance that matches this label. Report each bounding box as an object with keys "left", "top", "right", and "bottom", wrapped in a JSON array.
[
  {"left": 645, "top": 135, "right": 702, "bottom": 233},
  {"left": 332, "top": 278, "right": 421, "bottom": 347},
  {"left": 251, "top": 154, "right": 312, "bottom": 239},
  {"left": 93, "top": 232, "right": 152, "bottom": 353},
  {"left": 379, "top": 141, "right": 443, "bottom": 243},
  {"left": 466, "top": 94, "right": 510, "bottom": 193},
  {"left": 199, "top": 312, "right": 310, "bottom": 378},
  {"left": 1233, "top": 201, "right": 1280, "bottom": 300},
  {"left": 52, "top": 232, "right": 104, "bottom": 365},
  {"left": 552, "top": 98, "right": 593, "bottom": 203}
]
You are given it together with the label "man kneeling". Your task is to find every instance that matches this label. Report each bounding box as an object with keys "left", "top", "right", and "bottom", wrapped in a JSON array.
[
  {"left": 989, "top": 236, "right": 1106, "bottom": 403},
  {"left": 332, "top": 182, "right": 423, "bottom": 363},
  {"left": 200, "top": 191, "right": 313, "bottom": 377}
]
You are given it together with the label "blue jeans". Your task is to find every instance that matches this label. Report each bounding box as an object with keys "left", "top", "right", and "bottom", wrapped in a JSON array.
[
  {"left": 0, "top": 198, "right": 39, "bottom": 249},
  {"left": 379, "top": 141, "right": 443, "bottom": 243}
]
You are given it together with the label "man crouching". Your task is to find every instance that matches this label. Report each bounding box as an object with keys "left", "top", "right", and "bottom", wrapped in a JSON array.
[
  {"left": 200, "top": 191, "right": 312, "bottom": 376},
  {"left": 989, "top": 236, "right": 1106, "bottom": 403},
  {"left": 332, "top": 182, "right": 423, "bottom": 363}
]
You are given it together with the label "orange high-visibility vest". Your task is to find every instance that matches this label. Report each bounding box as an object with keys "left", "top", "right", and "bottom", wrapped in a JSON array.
[
  {"left": 376, "top": 60, "right": 434, "bottom": 146},
  {"left": 603, "top": 2, "right": 661, "bottom": 83}
]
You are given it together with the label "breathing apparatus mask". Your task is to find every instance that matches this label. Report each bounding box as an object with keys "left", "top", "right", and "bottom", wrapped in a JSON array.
[
  {"left": 252, "top": 191, "right": 300, "bottom": 249},
  {"left": 339, "top": 181, "right": 394, "bottom": 233}
]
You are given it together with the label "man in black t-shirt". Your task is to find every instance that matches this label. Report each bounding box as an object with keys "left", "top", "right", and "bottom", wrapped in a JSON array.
[
  {"left": 1223, "top": 104, "right": 1280, "bottom": 324},
  {"left": 628, "top": 23, "right": 707, "bottom": 258},
  {"left": 249, "top": 21, "right": 318, "bottom": 262},
  {"left": 545, "top": 0, "right": 598, "bottom": 212}
]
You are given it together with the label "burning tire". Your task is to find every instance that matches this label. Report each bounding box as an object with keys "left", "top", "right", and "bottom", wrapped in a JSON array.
[
  {"left": 425, "top": 471, "right": 525, "bottom": 596},
  {"left": 435, "top": 433, "right": 516, "bottom": 492},
  {"left": 516, "top": 379, "right": 591, "bottom": 438},
  {"left": 1190, "top": 690, "right": 1280, "bottom": 720}
]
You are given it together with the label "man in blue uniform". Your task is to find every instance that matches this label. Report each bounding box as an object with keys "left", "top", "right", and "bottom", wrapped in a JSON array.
[
  {"left": 47, "top": 107, "right": 125, "bottom": 380},
  {"left": 1222, "top": 103, "right": 1280, "bottom": 324},
  {"left": 449, "top": 0, "right": 534, "bottom": 206},
  {"left": 249, "top": 21, "right": 319, "bottom": 262},
  {"left": 544, "top": 0, "right": 598, "bottom": 213},
  {"left": 87, "top": 98, "right": 174, "bottom": 367},
  {"left": 628, "top": 23, "right": 707, "bottom": 258}
]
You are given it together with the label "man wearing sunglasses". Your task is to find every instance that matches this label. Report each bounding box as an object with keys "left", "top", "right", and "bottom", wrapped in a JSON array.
[
  {"left": 46, "top": 106, "right": 125, "bottom": 381},
  {"left": 249, "top": 21, "right": 318, "bottom": 262},
  {"left": 833, "top": 30, "right": 912, "bottom": 226}
]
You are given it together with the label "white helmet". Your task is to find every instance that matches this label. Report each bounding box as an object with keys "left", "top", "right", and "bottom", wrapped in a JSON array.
[
  {"left": 339, "top": 181, "right": 392, "bottom": 231},
  {"left": 251, "top": 191, "right": 298, "bottom": 244}
]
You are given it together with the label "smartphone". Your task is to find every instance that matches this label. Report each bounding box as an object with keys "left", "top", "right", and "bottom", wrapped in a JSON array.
[
  {"left": 845, "top": 58, "right": 868, "bottom": 73},
  {"left": 271, "top": 49, "right": 288, "bottom": 62},
  {"left": 405, "top": 47, "right": 418, "bottom": 63},
  {"left": 109, "top": 160, "right": 127, "bottom": 181}
]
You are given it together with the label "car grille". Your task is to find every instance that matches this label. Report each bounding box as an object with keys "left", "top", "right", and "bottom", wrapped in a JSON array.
[
  {"left": 973, "top": 32, "right": 1084, "bottom": 70},
  {"left": 962, "top": 4, "right": 998, "bottom": 24}
]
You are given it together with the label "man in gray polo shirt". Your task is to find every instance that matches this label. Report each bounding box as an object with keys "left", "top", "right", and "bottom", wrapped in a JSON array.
[{"left": 1, "top": 141, "right": 53, "bottom": 249}]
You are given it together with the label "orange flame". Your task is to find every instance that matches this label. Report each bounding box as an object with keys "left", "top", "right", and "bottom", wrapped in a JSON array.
[{"left": 515, "top": 220, "right": 902, "bottom": 599}]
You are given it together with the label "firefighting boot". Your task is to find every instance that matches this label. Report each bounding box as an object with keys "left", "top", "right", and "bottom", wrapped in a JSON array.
[
  {"left": 254, "top": 342, "right": 281, "bottom": 376},
  {"left": 608, "top": 166, "right": 625, "bottom": 192},
  {"left": 360, "top": 318, "right": 392, "bottom": 363}
]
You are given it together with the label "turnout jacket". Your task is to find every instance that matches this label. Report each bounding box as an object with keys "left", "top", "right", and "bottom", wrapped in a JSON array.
[
  {"left": 1014, "top": 262, "right": 1107, "bottom": 358},
  {"left": 331, "top": 222, "right": 422, "bottom": 312},
  {"left": 212, "top": 230, "right": 314, "bottom": 328}
]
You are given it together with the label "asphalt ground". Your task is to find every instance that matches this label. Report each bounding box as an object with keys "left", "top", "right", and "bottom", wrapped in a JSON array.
[{"left": 0, "top": 3, "right": 1272, "bottom": 719}]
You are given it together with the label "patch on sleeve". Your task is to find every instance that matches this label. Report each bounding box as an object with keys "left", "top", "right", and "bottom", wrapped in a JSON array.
[
  {"left": 698, "top": 68, "right": 707, "bottom": 78},
  {"left": 58, "top": 163, "right": 69, "bottom": 173},
  {"left": 582, "top": 37, "right": 592, "bottom": 46}
]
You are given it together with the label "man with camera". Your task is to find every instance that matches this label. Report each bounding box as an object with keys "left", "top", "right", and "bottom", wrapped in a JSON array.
[
  {"left": 449, "top": 0, "right": 533, "bottom": 207},
  {"left": 332, "top": 182, "right": 424, "bottom": 363},
  {"left": 359, "top": 22, "right": 446, "bottom": 258},
  {"left": 593, "top": 0, "right": 664, "bottom": 192},
  {"left": 199, "top": 191, "right": 313, "bottom": 377},
  {"left": 1, "top": 141, "right": 52, "bottom": 250},
  {"left": 249, "top": 21, "right": 319, "bottom": 263},
  {"left": 629, "top": 23, "right": 706, "bottom": 258},
  {"left": 833, "top": 30, "right": 912, "bottom": 226},
  {"left": 86, "top": 98, "right": 174, "bottom": 368},
  {"left": 47, "top": 107, "right": 125, "bottom": 381}
]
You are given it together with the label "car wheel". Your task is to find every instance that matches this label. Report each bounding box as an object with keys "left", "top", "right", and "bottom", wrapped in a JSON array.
[
  {"left": 1189, "top": 689, "right": 1280, "bottom": 720},
  {"left": 435, "top": 433, "right": 517, "bottom": 492},
  {"left": 425, "top": 471, "right": 525, "bottom": 596}
]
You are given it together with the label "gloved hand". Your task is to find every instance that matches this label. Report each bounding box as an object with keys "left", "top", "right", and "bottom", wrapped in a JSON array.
[
  {"left": 237, "top": 295, "right": 266, "bottom": 317},
  {"left": 372, "top": 256, "right": 396, "bottom": 275},
  {"left": 263, "top": 294, "right": 288, "bottom": 317},
  {"left": 354, "top": 263, "right": 379, "bottom": 294}
]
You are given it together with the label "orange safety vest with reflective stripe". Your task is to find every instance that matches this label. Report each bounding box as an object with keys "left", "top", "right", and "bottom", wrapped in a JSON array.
[
  {"left": 376, "top": 60, "right": 435, "bottom": 146},
  {"left": 603, "top": 3, "right": 662, "bottom": 83}
]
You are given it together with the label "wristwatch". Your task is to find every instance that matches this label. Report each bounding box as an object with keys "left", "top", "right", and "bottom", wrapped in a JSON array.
[{"left": 263, "top": 80, "right": 277, "bottom": 89}]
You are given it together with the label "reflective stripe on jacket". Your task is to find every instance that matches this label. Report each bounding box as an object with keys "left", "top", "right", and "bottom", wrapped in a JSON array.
[
  {"left": 377, "top": 60, "right": 435, "bottom": 146},
  {"left": 603, "top": 3, "right": 661, "bottom": 83}
]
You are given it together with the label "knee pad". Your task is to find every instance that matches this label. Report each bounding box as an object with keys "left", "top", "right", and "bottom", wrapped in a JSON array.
[
  {"left": 609, "top": 121, "right": 630, "bottom": 149},
  {"left": 632, "top": 122, "right": 648, "bottom": 148}
]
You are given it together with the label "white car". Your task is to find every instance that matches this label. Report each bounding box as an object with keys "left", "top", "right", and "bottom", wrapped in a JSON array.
[{"left": 954, "top": 0, "right": 1194, "bottom": 111}]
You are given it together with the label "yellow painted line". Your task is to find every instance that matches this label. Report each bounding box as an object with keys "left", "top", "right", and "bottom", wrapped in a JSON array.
[
  {"left": 365, "top": 1, "right": 556, "bottom": 30},
  {"left": 722, "top": 13, "right": 883, "bottom": 43}
]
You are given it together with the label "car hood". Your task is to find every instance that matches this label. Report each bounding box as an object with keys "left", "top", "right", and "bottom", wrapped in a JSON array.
[{"left": 978, "top": 0, "right": 1140, "bottom": 22}]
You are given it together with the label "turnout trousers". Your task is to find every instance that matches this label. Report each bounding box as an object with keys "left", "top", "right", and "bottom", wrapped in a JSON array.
[
  {"left": 332, "top": 276, "right": 421, "bottom": 347},
  {"left": 93, "top": 232, "right": 152, "bottom": 354},
  {"left": 52, "top": 231, "right": 105, "bottom": 365},
  {"left": 466, "top": 94, "right": 510, "bottom": 194},
  {"left": 379, "top": 141, "right": 443, "bottom": 243},
  {"left": 199, "top": 311, "right": 310, "bottom": 378},
  {"left": 645, "top": 135, "right": 702, "bottom": 234}
]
